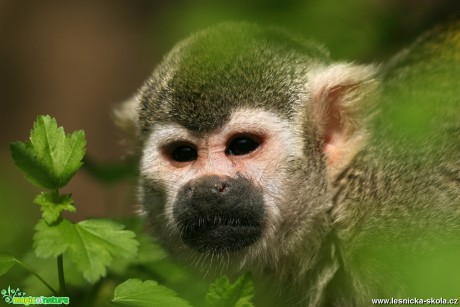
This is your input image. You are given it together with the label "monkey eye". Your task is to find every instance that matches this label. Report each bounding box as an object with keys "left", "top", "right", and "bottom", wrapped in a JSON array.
[
  {"left": 171, "top": 145, "right": 198, "bottom": 162},
  {"left": 226, "top": 136, "right": 260, "bottom": 156}
]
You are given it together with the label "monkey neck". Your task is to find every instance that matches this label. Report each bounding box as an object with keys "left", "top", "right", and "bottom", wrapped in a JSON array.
[{"left": 253, "top": 228, "right": 356, "bottom": 307}]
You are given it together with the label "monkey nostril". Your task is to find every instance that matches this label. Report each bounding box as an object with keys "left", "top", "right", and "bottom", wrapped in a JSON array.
[
  {"left": 185, "top": 186, "right": 193, "bottom": 196},
  {"left": 214, "top": 182, "right": 228, "bottom": 193}
]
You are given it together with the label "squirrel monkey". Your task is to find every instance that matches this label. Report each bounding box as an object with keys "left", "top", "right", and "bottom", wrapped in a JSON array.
[{"left": 115, "top": 21, "right": 460, "bottom": 306}]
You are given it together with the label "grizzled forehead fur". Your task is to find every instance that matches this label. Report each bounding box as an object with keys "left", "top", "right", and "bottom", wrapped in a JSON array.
[{"left": 139, "top": 22, "right": 330, "bottom": 135}]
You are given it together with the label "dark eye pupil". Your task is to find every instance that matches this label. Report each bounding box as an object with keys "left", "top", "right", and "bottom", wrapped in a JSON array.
[
  {"left": 172, "top": 146, "right": 197, "bottom": 162},
  {"left": 226, "top": 137, "right": 259, "bottom": 156}
]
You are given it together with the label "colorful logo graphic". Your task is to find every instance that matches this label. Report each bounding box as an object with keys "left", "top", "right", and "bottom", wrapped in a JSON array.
[
  {"left": 1, "top": 286, "right": 26, "bottom": 304},
  {"left": 1, "top": 286, "right": 69, "bottom": 305}
]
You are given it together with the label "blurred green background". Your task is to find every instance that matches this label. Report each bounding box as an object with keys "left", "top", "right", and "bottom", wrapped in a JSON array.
[{"left": 0, "top": 0, "right": 459, "bottom": 302}]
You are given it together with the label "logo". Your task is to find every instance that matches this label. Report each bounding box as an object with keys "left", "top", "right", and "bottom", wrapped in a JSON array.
[
  {"left": 1, "top": 287, "right": 69, "bottom": 305},
  {"left": 1, "top": 287, "right": 26, "bottom": 304}
]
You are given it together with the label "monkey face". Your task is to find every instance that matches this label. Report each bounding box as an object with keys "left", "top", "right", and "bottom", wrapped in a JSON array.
[{"left": 140, "top": 109, "right": 302, "bottom": 256}]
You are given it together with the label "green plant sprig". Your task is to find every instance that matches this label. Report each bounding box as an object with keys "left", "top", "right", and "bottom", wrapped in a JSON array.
[{"left": 5, "top": 115, "right": 138, "bottom": 295}]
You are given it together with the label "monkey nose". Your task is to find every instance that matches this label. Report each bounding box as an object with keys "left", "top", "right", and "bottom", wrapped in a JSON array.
[{"left": 184, "top": 176, "right": 231, "bottom": 198}]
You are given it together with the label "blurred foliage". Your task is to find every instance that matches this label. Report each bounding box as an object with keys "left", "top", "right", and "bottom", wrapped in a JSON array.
[
  {"left": 349, "top": 18, "right": 460, "bottom": 299},
  {"left": 155, "top": 0, "right": 379, "bottom": 59},
  {"left": 148, "top": 0, "right": 459, "bottom": 62}
]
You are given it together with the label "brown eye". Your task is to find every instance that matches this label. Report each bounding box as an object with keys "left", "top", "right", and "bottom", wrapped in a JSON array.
[
  {"left": 226, "top": 136, "right": 260, "bottom": 156},
  {"left": 171, "top": 145, "right": 197, "bottom": 162}
]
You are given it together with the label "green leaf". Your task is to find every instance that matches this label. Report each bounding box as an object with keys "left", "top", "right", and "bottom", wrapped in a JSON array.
[
  {"left": 112, "top": 279, "right": 192, "bottom": 307},
  {"left": 34, "top": 192, "right": 76, "bottom": 223},
  {"left": 34, "top": 219, "right": 139, "bottom": 283},
  {"left": 10, "top": 115, "right": 86, "bottom": 189},
  {"left": 0, "top": 253, "right": 17, "bottom": 276},
  {"left": 205, "top": 272, "right": 255, "bottom": 307},
  {"left": 34, "top": 220, "right": 70, "bottom": 258}
]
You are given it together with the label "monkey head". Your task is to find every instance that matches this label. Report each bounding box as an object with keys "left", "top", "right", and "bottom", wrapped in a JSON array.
[{"left": 116, "top": 23, "right": 377, "bottom": 272}]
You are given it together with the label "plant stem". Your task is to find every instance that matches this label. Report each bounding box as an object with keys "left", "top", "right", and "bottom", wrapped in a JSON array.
[
  {"left": 57, "top": 254, "right": 66, "bottom": 295},
  {"left": 15, "top": 259, "right": 58, "bottom": 295},
  {"left": 52, "top": 188, "right": 66, "bottom": 296}
]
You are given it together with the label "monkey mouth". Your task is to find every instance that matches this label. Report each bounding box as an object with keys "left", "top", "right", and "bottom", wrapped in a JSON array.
[
  {"left": 178, "top": 216, "right": 262, "bottom": 253},
  {"left": 172, "top": 175, "right": 266, "bottom": 253}
]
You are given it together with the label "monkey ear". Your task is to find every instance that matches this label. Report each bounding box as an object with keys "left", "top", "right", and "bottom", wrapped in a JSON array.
[
  {"left": 112, "top": 95, "right": 141, "bottom": 141},
  {"left": 309, "top": 63, "right": 378, "bottom": 176}
]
